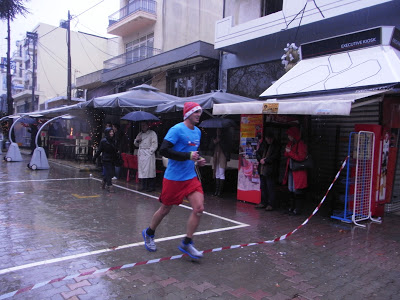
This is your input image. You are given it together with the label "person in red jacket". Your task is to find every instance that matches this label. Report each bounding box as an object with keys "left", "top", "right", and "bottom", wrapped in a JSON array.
[{"left": 282, "top": 126, "right": 308, "bottom": 215}]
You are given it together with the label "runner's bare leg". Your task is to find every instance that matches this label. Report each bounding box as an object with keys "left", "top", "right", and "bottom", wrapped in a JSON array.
[
  {"left": 149, "top": 204, "right": 172, "bottom": 230},
  {"left": 186, "top": 191, "right": 204, "bottom": 238}
]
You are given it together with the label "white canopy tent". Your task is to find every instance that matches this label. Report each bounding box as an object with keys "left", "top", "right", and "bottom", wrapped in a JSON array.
[
  {"left": 213, "top": 90, "right": 384, "bottom": 116},
  {"left": 214, "top": 27, "right": 400, "bottom": 116},
  {"left": 261, "top": 26, "right": 400, "bottom": 98}
]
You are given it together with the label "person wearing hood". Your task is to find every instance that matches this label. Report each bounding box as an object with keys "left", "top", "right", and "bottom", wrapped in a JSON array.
[
  {"left": 92, "top": 127, "right": 118, "bottom": 193},
  {"left": 282, "top": 126, "right": 308, "bottom": 215}
]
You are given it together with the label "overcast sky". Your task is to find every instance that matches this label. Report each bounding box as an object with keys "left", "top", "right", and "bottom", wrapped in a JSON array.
[{"left": 0, "top": 0, "right": 119, "bottom": 57}]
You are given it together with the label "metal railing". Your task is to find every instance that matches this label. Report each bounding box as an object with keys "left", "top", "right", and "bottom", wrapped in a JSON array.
[
  {"left": 103, "top": 46, "right": 161, "bottom": 71},
  {"left": 108, "top": 0, "right": 157, "bottom": 26}
]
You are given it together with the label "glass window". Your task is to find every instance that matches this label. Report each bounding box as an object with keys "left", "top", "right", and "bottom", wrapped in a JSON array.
[
  {"left": 125, "top": 33, "right": 155, "bottom": 63},
  {"left": 195, "top": 73, "right": 205, "bottom": 95},
  {"left": 227, "top": 60, "right": 284, "bottom": 98},
  {"left": 168, "top": 66, "right": 218, "bottom": 97},
  {"left": 261, "top": 0, "right": 283, "bottom": 17}
]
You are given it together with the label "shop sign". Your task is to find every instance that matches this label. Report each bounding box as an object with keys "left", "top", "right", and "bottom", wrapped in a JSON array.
[
  {"left": 301, "top": 27, "right": 381, "bottom": 59},
  {"left": 262, "top": 103, "right": 279, "bottom": 114}
]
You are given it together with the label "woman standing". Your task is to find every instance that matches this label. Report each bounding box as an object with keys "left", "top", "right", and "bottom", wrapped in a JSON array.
[
  {"left": 134, "top": 122, "right": 158, "bottom": 192},
  {"left": 93, "top": 127, "right": 117, "bottom": 193},
  {"left": 282, "top": 126, "right": 308, "bottom": 215},
  {"left": 211, "top": 128, "right": 231, "bottom": 197}
]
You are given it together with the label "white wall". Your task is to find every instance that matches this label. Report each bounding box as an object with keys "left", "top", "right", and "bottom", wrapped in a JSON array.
[
  {"left": 118, "top": 0, "right": 223, "bottom": 54},
  {"left": 34, "top": 23, "right": 116, "bottom": 107}
]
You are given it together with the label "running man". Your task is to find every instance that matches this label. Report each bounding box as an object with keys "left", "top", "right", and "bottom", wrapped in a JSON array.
[{"left": 142, "top": 102, "right": 206, "bottom": 259}]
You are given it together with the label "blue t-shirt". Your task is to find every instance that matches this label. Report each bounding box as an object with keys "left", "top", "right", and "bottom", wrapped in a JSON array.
[{"left": 163, "top": 122, "right": 201, "bottom": 181}]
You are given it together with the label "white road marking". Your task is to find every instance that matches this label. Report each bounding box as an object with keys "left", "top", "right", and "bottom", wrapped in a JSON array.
[
  {"left": 2, "top": 178, "right": 89, "bottom": 184},
  {"left": 0, "top": 177, "right": 250, "bottom": 275}
]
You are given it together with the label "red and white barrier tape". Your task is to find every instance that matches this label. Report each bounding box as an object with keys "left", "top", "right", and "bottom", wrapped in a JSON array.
[{"left": 0, "top": 157, "right": 348, "bottom": 299}]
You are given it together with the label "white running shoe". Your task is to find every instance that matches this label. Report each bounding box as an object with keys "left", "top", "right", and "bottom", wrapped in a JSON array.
[
  {"left": 178, "top": 240, "right": 203, "bottom": 259},
  {"left": 142, "top": 228, "right": 156, "bottom": 252}
]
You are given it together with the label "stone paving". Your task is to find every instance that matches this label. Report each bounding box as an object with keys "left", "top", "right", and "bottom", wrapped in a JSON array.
[{"left": 0, "top": 152, "right": 399, "bottom": 299}]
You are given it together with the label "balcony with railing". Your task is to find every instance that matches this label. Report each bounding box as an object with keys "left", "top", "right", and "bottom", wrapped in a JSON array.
[
  {"left": 107, "top": 0, "right": 157, "bottom": 36},
  {"left": 103, "top": 46, "right": 162, "bottom": 72},
  {"left": 12, "top": 50, "right": 23, "bottom": 62},
  {"left": 12, "top": 75, "right": 23, "bottom": 85}
]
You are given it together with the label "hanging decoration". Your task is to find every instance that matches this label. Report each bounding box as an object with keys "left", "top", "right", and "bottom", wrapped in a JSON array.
[{"left": 281, "top": 43, "right": 300, "bottom": 72}]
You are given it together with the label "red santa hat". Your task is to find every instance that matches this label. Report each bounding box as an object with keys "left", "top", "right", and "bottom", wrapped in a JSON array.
[{"left": 183, "top": 102, "right": 202, "bottom": 120}]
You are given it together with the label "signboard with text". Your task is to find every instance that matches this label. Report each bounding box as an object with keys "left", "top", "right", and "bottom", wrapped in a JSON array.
[
  {"left": 301, "top": 27, "right": 381, "bottom": 59},
  {"left": 237, "top": 114, "right": 263, "bottom": 203}
]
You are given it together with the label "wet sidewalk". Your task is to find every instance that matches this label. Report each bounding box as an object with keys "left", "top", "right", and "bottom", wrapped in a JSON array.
[{"left": 0, "top": 151, "right": 399, "bottom": 299}]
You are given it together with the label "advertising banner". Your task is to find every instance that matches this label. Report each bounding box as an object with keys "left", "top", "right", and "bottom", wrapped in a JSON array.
[{"left": 237, "top": 114, "right": 263, "bottom": 203}]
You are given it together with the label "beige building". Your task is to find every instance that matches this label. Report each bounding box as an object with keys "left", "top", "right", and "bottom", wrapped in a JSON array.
[
  {"left": 11, "top": 23, "right": 118, "bottom": 113},
  {"left": 78, "top": 0, "right": 223, "bottom": 98}
]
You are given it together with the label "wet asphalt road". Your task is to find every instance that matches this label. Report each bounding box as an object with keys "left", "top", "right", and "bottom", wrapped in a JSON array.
[{"left": 0, "top": 152, "right": 400, "bottom": 299}]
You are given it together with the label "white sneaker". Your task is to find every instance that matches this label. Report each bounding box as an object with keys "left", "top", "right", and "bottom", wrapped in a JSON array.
[
  {"left": 112, "top": 176, "right": 117, "bottom": 180},
  {"left": 178, "top": 240, "right": 203, "bottom": 259},
  {"left": 142, "top": 229, "right": 156, "bottom": 252}
]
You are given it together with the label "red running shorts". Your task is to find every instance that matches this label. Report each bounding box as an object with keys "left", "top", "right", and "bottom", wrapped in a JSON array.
[{"left": 159, "top": 177, "right": 203, "bottom": 206}]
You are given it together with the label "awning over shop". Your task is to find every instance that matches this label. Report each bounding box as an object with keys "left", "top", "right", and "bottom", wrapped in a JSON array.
[
  {"left": 44, "top": 96, "right": 84, "bottom": 109},
  {"left": 0, "top": 104, "right": 82, "bottom": 121},
  {"left": 261, "top": 27, "right": 400, "bottom": 98},
  {"left": 80, "top": 84, "right": 178, "bottom": 110},
  {"left": 212, "top": 90, "right": 384, "bottom": 116},
  {"left": 28, "top": 104, "right": 83, "bottom": 118},
  {"left": 155, "top": 90, "right": 257, "bottom": 113}
]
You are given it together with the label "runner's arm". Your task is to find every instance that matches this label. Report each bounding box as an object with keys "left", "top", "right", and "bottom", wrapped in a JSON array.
[{"left": 159, "top": 140, "right": 191, "bottom": 161}]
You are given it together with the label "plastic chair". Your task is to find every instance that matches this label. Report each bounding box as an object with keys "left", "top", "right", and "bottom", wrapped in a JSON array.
[
  {"left": 128, "top": 154, "right": 139, "bottom": 183},
  {"left": 124, "top": 154, "right": 139, "bottom": 183},
  {"left": 121, "top": 153, "right": 130, "bottom": 182}
]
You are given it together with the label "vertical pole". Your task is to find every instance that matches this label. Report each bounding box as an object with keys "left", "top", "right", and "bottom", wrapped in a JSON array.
[
  {"left": 67, "top": 10, "right": 72, "bottom": 105},
  {"left": 31, "top": 35, "right": 37, "bottom": 112},
  {"left": 6, "top": 16, "right": 13, "bottom": 116},
  {"left": 27, "top": 31, "right": 38, "bottom": 112}
]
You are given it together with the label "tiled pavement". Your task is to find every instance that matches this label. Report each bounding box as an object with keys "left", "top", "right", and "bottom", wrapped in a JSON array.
[{"left": 0, "top": 151, "right": 399, "bottom": 299}]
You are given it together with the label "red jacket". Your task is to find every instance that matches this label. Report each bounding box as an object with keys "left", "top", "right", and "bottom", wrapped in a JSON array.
[{"left": 283, "top": 138, "right": 308, "bottom": 190}]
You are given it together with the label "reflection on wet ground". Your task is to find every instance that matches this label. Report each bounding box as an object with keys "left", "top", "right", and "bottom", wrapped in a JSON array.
[{"left": 0, "top": 153, "right": 399, "bottom": 299}]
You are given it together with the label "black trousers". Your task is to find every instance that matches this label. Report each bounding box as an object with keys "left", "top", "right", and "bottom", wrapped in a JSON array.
[
  {"left": 102, "top": 161, "right": 115, "bottom": 186},
  {"left": 260, "top": 175, "right": 276, "bottom": 208}
]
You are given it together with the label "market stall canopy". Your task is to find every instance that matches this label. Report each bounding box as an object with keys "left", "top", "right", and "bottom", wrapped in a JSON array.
[
  {"left": 260, "top": 26, "right": 400, "bottom": 99},
  {"left": 80, "top": 84, "right": 179, "bottom": 109},
  {"left": 30, "top": 104, "right": 83, "bottom": 118},
  {"left": 44, "top": 96, "right": 84, "bottom": 109},
  {"left": 155, "top": 90, "right": 256, "bottom": 113},
  {"left": 213, "top": 90, "right": 384, "bottom": 116},
  {"left": 0, "top": 104, "right": 82, "bottom": 121}
]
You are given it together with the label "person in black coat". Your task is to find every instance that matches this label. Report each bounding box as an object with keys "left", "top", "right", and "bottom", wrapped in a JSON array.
[
  {"left": 93, "top": 127, "right": 117, "bottom": 192},
  {"left": 255, "top": 130, "right": 280, "bottom": 211}
]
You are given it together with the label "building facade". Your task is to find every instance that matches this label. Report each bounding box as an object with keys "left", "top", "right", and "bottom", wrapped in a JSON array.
[
  {"left": 77, "top": 0, "right": 224, "bottom": 99},
  {"left": 214, "top": 0, "right": 400, "bottom": 213},
  {"left": 10, "top": 23, "right": 118, "bottom": 113}
]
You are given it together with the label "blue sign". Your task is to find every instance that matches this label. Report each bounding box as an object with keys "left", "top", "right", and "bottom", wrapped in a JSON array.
[{"left": 1, "top": 57, "right": 16, "bottom": 70}]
